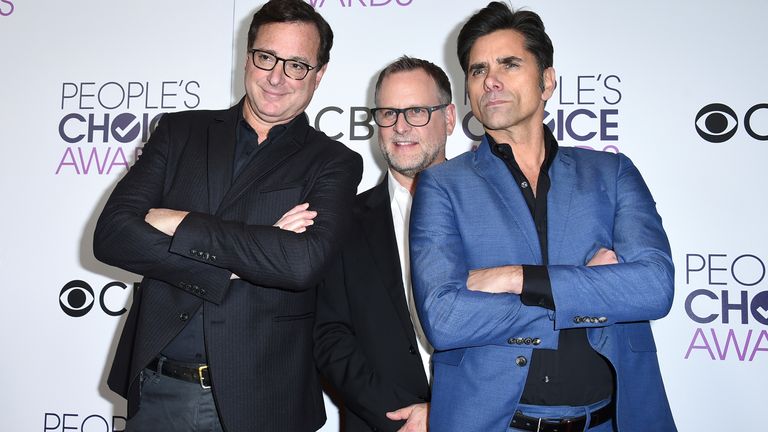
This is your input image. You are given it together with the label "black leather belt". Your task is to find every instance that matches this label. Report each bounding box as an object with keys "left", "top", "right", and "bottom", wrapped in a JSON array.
[
  {"left": 147, "top": 357, "right": 211, "bottom": 389},
  {"left": 509, "top": 402, "right": 613, "bottom": 432}
]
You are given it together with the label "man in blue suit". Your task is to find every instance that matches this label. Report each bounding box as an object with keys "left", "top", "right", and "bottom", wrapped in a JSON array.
[{"left": 409, "top": 2, "right": 677, "bottom": 431}]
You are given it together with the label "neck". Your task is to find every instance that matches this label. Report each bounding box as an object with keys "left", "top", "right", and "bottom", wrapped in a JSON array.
[
  {"left": 390, "top": 169, "right": 416, "bottom": 195},
  {"left": 487, "top": 123, "right": 546, "bottom": 171},
  {"left": 243, "top": 99, "right": 294, "bottom": 143}
]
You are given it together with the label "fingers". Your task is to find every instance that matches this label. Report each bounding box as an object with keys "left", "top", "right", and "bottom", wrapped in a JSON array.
[
  {"left": 273, "top": 204, "right": 317, "bottom": 233},
  {"left": 280, "top": 202, "right": 310, "bottom": 218},
  {"left": 386, "top": 405, "right": 413, "bottom": 421},
  {"left": 587, "top": 247, "right": 618, "bottom": 266}
]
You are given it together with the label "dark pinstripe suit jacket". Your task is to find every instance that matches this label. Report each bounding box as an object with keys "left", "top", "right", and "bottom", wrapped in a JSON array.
[
  {"left": 314, "top": 179, "right": 430, "bottom": 432},
  {"left": 94, "top": 102, "right": 362, "bottom": 432}
]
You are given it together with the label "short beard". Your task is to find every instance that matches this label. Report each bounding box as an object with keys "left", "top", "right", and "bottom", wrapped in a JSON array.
[{"left": 380, "top": 145, "right": 440, "bottom": 179}]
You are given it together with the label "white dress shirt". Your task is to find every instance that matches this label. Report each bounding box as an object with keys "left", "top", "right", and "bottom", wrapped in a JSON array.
[{"left": 387, "top": 172, "right": 434, "bottom": 382}]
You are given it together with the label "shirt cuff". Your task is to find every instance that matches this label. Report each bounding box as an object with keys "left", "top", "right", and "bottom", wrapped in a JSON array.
[{"left": 520, "top": 265, "right": 555, "bottom": 310}]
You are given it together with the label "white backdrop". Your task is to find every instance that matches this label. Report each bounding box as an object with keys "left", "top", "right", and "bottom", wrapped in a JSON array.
[{"left": 1, "top": 1, "right": 766, "bottom": 430}]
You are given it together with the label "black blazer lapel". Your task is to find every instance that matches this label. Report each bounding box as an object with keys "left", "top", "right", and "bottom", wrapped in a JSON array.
[
  {"left": 206, "top": 105, "right": 238, "bottom": 214},
  {"left": 359, "top": 179, "right": 419, "bottom": 348}
]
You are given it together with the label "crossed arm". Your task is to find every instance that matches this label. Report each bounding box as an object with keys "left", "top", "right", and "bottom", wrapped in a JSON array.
[
  {"left": 144, "top": 203, "right": 317, "bottom": 279},
  {"left": 94, "top": 114, "right": 362, "bottom": 304},
  {"left": 409, "top": 155, "right": 673, "bottom": 351},
  {"left": 466, "top": 248, "right": 618, "bottom": 294}
]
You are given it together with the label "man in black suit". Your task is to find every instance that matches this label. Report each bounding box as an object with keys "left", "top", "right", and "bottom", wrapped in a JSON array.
[
  {"left": 93, "top": 1, "right": 362, "bottom": 431},
  {"left": 314, "top": 56, "right": 456, "bottom": 432}
]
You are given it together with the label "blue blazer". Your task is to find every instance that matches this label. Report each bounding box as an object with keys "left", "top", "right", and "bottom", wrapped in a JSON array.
[{"left": 409, "top": 135, "right": 676, "bottom": 432}]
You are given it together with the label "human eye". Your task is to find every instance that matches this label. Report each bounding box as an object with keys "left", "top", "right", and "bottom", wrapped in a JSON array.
[
  {"left": 381, "top": 109, "right": 397, "bottom": 119},
  {"left": 500, "top": 57, "right": 521, "bottom": 69},
  {"left": 256, "top": 52, "right": 275, "bottom": 64},
  {"left": 408, "top": 107, "right": 426, "bottom": 115},
  {"left": 469, "top": 65, "right": 487, "bottom": 77},
  {"left": 287, "top": 61, "right": 308, "bottom": 72}
]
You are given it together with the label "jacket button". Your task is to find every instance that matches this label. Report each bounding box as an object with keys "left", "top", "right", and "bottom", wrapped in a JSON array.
[
  {"left": 210, "top": 255, "right": 217, "bottom": 262},
  {"left": 515, "top": 337, "right": 524, "bottom": 344},
  {"left": 199, "top": 289, "right": 207, "bottom": 296},
  {"left": 179, "top": 313, "right": 189, "bottom": 321},
  {"left": 408, "top": 345, "right": 416, "bottom": 354},
  {"left": 598, "top": 317, "right": 607, "bottom": 323},
  {"left": 573, "top": 316, "right": 582, "bottom": 324},
  {"left": 515, "top": 356, "right": 527, "bottom": 367},
  {"left": 189, "top": 249, "right": 197, "bottom": 255},
  {"left": 532, "top": 338, "right": 542, "bottom": 346},
  {"left": 178, "top": 281, "right": 186, "bottom": 288},
  {"left": 524, "top": 338, "right": 533, "bottom": 345},
  {"left": 507, "top": 337, "right": 516, "bottom": 345}
]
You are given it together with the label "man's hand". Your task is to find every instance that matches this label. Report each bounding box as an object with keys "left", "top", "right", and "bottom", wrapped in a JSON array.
[
  {"left": 386, "top": 403, "right": 429, "bottom": 432},
  {"left": 273, "top": 203, "right": 316, "bottom": 233},
  {"left": 145, "top": 208, "right": 189, "bottom": 236},
  {"left": 467, "top": 265, "right": 523, "bottom": 294},
  {"left": 587, "top": 248, "right": 618, "bottom": 266}
]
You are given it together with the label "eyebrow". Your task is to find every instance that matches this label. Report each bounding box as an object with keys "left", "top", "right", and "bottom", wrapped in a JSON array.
[
  {"left": 468, "top": 61, "right": 488, "bottom": 73},
  {"left": 253, "top": 47, "right": 312, "bottom": 64},
  {"left": 497, "top": 55, "right": 523, "bottom": 64}
]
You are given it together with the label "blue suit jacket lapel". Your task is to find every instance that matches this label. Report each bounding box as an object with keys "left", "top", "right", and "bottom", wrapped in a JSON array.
[
  {"left": 547, "top": 149, "right": 576, "bottom": 265},
  {"left": 472, "top": 137, "right": 542, "bottom": 263}
]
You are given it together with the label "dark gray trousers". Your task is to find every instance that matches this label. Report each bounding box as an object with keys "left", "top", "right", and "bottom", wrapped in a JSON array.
[{"left": 126, "top": 364, "right": 224, "bottom": 432}]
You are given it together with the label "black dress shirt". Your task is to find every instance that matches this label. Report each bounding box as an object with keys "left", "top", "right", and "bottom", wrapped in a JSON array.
[
  {"left": 160, "top": 107, "right": 294, "bottom": 363},
  {"left": 487, "top": 126, "right": 614, "bottom": 406}
]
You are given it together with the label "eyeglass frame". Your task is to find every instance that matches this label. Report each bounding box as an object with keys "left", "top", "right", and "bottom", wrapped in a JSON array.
[
  {"left": 248, "top": 49, "right": 317, "bottom": 80},
  {"left": 370, "top": 104, "right": 449, "bottom": 128}
]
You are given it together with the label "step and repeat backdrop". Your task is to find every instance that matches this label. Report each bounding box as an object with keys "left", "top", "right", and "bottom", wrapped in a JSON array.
[{"left": 1, "top": 0, "right": 766, "bottom": 430}]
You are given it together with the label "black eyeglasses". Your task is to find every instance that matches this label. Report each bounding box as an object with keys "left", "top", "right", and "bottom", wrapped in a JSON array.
[
  {"left": 370, "top": 104, "right": 448, "bottom": 127},
  {"left": 248, "top": 49, "right": 317, "bottom": 80}
]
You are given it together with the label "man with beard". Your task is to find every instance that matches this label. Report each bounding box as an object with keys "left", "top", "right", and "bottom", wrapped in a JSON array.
[{"left": 314, "top": 56, "right": 456, "bottom": 432}]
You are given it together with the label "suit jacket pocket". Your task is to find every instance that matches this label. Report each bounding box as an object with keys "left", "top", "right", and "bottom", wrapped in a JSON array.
[
  {"left": 256, "top": 185, "right": 303, "bottom": 224},
  {"left": 273, "top": 312, "right": 315, "bottom": 322}
]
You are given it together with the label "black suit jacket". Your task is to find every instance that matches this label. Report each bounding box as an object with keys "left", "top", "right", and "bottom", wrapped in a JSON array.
[
  {"left": 314, "top": 178, "right": 430, "bottom": 432},
  {"left": 93, "top": 102, "right": 362, "bottom": 432}
]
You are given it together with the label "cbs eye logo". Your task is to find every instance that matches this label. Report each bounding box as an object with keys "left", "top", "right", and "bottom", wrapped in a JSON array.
[
  {"left": 59, "top": 280, "right": 136, "bottom": 317},
  {"left": 695, "top": 103, "right": 768, "bottom": 143}
]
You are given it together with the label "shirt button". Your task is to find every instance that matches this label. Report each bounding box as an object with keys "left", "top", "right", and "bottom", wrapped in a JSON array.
[
  {"left": 179, "top": 313, "right": 189, "bottom": 321},
  {"left": 521, "top": 181, "right": 529, "bottom": 189},
  {"left": 515, "top": 356, "right": 528, "bottom": 367},
  {"left": 408, "top": 345, "right": 417, "bottom": 355}
]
